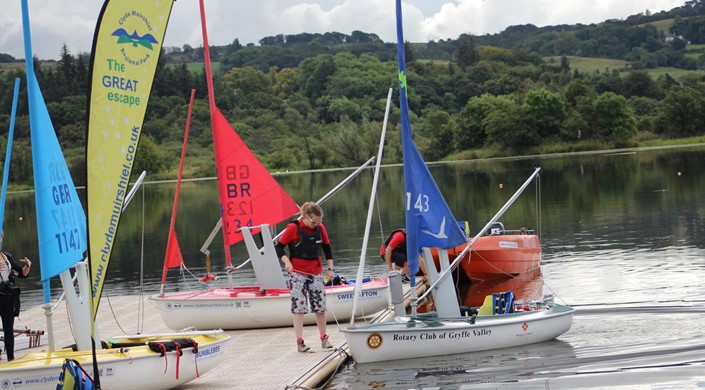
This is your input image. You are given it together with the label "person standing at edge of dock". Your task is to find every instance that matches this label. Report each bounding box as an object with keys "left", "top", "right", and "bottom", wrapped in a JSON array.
[
  {"left": 275, "top": 202, "right": 335, "bottom": 352},
  {"left": 0, "top": 230, "right": 32, "bottom": 361}
]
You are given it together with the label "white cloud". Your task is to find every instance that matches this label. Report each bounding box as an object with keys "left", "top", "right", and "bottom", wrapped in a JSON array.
[
  {"left": 419, "top": 0, "right": 684, "bottom": 40},
  {"left": 2, "top": 1, "right": 102, "bottom": 59},
  {"left": 0, "top": 0, "right": 686, "bottom": 60}
]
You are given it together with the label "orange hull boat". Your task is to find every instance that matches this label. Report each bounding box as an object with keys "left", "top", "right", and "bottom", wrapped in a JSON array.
[
  {"left": 461, "top": 268, "right": 544, "bottom": 307},
  {"left": 432, "top": 233, "right": 541, "bottom": 281}
]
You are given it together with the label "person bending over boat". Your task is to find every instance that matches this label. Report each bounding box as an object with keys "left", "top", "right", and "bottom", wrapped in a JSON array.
[
  {"left": 0, "top": 230, "right": 31, "bottom": 361},
  {"left": 275, "top": 202, "right": 335, "bottom": 353},
  {"left": 380, "top": 229, "right": 429, "bottom": 283}
]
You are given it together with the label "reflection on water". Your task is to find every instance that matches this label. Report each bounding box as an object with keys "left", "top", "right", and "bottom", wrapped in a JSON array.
[
  {"left": 350, "top": 339, "right": 576, "bottom": 389},
  {"left": 329, "top": 280, "right": 705, "bottom": 389},
  {"left": 324, "top": 146, "right": 705, "bottom": 389},
  {"left": 6, "top": 146, "right": 705, "bottom": 388}
]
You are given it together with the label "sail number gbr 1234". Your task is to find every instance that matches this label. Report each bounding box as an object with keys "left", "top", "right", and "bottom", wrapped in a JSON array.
[{"left": 222, "top": 164, "right": 253, "bottom": 233}]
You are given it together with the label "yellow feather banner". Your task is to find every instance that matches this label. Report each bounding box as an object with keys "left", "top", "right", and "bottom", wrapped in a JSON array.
[{"left": 86, "top": 0, "right": 175, "bottom": 318}]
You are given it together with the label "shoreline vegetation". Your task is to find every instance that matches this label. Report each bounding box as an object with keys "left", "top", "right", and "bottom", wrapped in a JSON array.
[{"left": 4, "top": 3, "right": 705, "bottom": 191}]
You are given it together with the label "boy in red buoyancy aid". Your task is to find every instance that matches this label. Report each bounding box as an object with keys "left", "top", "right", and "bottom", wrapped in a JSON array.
[{"left": 380, "top": 229, "right": 429, "bottom": 283}]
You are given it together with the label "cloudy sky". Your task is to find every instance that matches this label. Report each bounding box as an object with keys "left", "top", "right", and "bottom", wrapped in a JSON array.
[{"left": 1, "top": 0, "right": 685, "bottom": 60}]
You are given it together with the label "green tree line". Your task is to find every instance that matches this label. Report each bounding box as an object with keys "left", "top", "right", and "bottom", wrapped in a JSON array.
[{"left": 2, "top": 4, "right": 705, "bottom": 187}]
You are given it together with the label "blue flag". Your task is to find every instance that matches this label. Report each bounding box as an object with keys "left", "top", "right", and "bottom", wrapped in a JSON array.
[
  {"left": 395, "top": 0, "right": 466, "bottom": 286},
  {"left": 22, "top": 0, "right": 87, "bottom": 303}
]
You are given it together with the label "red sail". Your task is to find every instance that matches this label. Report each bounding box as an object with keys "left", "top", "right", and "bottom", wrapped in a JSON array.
[
  {"left": 212, "top": 107, "right": 300, "bottom": 247},
  {"left": 161, "top": 90, "right": 195, "bottom": 284},
  {"left": 165, "top": 230, "right": 184, "bottom": 269}
]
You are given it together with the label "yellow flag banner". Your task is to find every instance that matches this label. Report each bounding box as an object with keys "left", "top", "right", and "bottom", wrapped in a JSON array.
[{"left": 87, "top": 0, "right": 175, "bottom": 318}]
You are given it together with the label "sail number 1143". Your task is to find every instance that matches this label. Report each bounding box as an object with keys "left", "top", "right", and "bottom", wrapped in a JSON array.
[{"left": 55, "top": 228, "right": 81, "bottom": 254}]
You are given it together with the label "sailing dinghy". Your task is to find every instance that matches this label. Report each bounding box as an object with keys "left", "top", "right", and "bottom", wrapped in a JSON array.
[
  {"left": 0, "top": 1, "right": 229, "bottom": 388},
  {"left": 148, "top": 0, "right": 389, "bottom": 331},
  {"left": 340, "top": 0, "right": 574, "bottom": 364}
]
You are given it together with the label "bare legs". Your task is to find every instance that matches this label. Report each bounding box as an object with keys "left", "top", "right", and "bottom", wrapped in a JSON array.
[
  {"left": 293, "top": 313, "right": 305, "bottom": 339},
  {"left": 315, "top": 312, "right": 326, "bottom": 335},
  {"left": 293, "top": 312, "right": 327, "bottom": 338}
]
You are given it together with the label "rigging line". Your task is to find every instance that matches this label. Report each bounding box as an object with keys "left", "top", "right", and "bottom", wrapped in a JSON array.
[
  {"left": 352, "top": 281, "right": 373, "bottom": 326},
  {"left": 376, "top": 200, "right": 386, "bottom": 256},
  {"left": 374, "top": 167, "right": 385, "bottom": 242},
  {"left": 138, "top": 182, "right": 146, "bottom": 334},
  {"left": 180, "top": 265, "right": 188, "bottom": 285},
  {"left": 539, "top": 173, "right": 542, "bottom": 237},
  {"left": 65, "top": 296, "right": 76, "bottom": 346},
  {"left": 98, "top": 188, "right": 149, "bottom": 337},
  {"left": 312, "top": 350, "right": 349, "bottom": 390},
  {"left": 356, "top": 167, "right": 385, "bottom": 326},
  {"left": 423, "top": 167, "right": 542, "bottom": 304},
  {"left": 104, "top": 289, "right": 130, "bottom": 335},
  {"left": 536, "top": 172, "right": 542, "bottom": 238},
  {"left": 330, "top": 290, "right": 343, "bottom": 330},
  {"left": 527, "top": 279, "right": 545, "bottom": 302},
  {"left": 181, "top": 263, "right": 205, "bottom": 284},
  {"left": 470, "top": 249, "right": 520, "bottom": 278},
  {"left": 175, "top": 262, "right": 213, "bottom": 290},
  {"left": 542, "top": 283, "right": 569, "bottom": 306}
]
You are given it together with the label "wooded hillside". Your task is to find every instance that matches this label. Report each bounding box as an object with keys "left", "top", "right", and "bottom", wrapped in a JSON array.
[{"left": 1, "top": 1, "right": 705, "bottom": 186}]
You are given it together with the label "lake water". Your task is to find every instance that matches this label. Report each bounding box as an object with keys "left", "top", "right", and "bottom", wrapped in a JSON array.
[{"left": 5, "top": 145, "right": 705, "bottom": 389}]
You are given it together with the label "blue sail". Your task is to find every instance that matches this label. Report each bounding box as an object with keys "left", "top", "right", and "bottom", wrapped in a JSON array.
[
  {"left": 22, "top": 0, "right": 87, "bottom": 303},
  {"left": 395, "top": 0, "right": 466, "bottom": 286},
  {"left": 0, "top": 78, "right": 20, "bottom": 238}
]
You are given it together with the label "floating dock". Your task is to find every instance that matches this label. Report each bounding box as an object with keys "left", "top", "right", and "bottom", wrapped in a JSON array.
[{"left": 4, "top": 282, "right": 425, "bottom": 389}]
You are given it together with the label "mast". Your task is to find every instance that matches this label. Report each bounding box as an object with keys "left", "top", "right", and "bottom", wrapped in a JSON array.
[
  {"left": 350, "top": 88, "right": 393, "bottom": 326},
  {"left": 198, "top": 0, "right": 232, "bottom": 267},
  {"left": 0, "top": 78, "right": 20, "bottom": 236},
  {"left": 160, "top": 89, "right": 196, "bottom": 295}
]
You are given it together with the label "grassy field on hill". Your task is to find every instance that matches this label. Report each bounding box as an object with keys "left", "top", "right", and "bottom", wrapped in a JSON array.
[
  {"left": 685, "top": 43, "right": 705, "bottom": 59},
  {"left": 0, "top": 61, "right": 57, "bottom": 72},
  {"left": 544, "top": 56, "right": 629, "bottom": 72},
  {"left": 184, "top": 61, "right": 220, "bottom": 73},
  {"left": 544, "top": 55, "right": 705, "bottom": 80},
  {"left": 640, "top": 18, "right": 673, "bottom": 34},
  {"left": 647, "top": 66, "right": 705, "bottom": 79}
]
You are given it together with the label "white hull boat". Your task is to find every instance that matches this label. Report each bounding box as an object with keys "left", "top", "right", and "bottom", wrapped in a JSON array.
[
  {"left": 5, "top": 2, "right": 230, "bottom": 388},
  {"left": 341, "top": 303, "right": 574, "bottom": 363},
  {"left": 151, "top": 277, "right": 389, "bottom": 330},
  {"left": 0, "top": 332, "right": 230, "bottom": 389},
  {"left": 342, "top": 0, "right": 575, "bottom": 365},
  {"left": 153, "top": 0, "right": 390, "bottom": 333}
]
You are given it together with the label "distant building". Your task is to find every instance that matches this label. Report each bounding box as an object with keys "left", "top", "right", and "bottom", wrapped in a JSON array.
[{"left": 664, "top": 33, "right": 689, "bottom": 44}]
